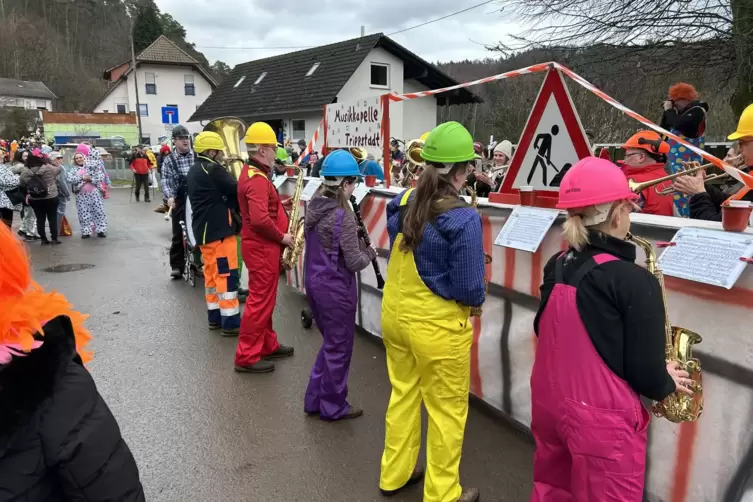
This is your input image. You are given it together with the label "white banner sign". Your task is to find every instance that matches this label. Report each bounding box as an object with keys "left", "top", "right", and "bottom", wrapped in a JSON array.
[{"left": 326, "top": 96, "right": 383, "bottom": 150}]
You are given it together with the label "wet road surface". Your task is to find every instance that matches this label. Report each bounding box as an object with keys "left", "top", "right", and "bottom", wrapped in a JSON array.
[{"left": 23, "top": 188, "right": 534, "bottom": 501}]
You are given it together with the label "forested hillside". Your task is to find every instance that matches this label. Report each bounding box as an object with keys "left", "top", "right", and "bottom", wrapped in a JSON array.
[{"left": 0, "top": 0, "right": 230, "bottom": 113}]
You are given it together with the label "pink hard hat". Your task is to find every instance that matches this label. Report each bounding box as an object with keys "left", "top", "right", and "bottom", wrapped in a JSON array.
[
  {"left": 556, "top": 157, "right": 638, "bottom": 209},
  {"left": 76, "top": 143, "right": 90, "bottom": 156}
]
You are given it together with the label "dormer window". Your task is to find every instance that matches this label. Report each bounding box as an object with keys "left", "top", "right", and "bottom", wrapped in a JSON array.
[
  {"left": 305, "top": 63, "right": 320, "bottom": 77},
  {"left": 233, "top": 76, "right": 246, "bottom": 88},
  {"left": 254, "top": 72, "right": 267, "bottom": 85}
]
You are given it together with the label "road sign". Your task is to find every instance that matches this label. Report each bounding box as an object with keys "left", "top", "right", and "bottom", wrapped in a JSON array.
[
  {"left": 499, "top": 69, "right": 592, "bottom": 196},
  {"left": 161, "top": 106, "right": 179, "bottom": 125}
]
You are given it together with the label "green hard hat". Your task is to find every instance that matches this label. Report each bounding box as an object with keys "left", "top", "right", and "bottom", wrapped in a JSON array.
[
  {"left": 275, "top": 146, "right": 289, "bottom": 163},
  {"left": 421, "top": 121, "right": 480, "bottom": 164}
]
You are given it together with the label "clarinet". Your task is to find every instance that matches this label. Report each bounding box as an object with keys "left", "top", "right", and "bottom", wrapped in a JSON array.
[{"left": 350, "top": 195, "right": 386, "bottom": 290}]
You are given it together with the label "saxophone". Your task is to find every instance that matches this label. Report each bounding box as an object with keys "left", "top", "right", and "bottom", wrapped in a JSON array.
[
  {"left": 467, "top": 184, "right": 492, "bottom": 317},
  {"left": 281, "top": 165, "right": 306, "bottom": 270},
  {"left": 628, "top": 233, "right": 703, "bottom": 423}
]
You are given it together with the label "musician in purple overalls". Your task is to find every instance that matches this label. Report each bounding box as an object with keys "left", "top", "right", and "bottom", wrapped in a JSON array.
[
  {"left": 530, "top": 157, "right": 694, "bottom": 501},
  {"left": 303, "top": 150, "right": 377, "bottom": 421}
]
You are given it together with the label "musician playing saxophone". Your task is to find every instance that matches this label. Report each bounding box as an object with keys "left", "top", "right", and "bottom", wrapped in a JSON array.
[
  {"left": 303, "top": 150, "right": 377, "bottom": 421},
  {"left": 673, "top": 103, "right": 753, "bottom": 221},
  {"left": 380, "top": 122, "right": 485, "bottom": 502},
  {"left": 531, "top": 157, "right": 692, "bottom": 502},
  {"left": 235, "top": 122, "right": 295, "bottom": 374}
]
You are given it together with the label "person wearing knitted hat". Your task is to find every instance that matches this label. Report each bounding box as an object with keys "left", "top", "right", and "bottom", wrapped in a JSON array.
[
  {"left": 530, "top": 157, "right": 692, "bottom": 501},
  {"left": 380, "top": 121, "right": 484, "bottom": 502},
  {"left": 0, "top": 223, "right": 145, "bottom": 500},
  {"left": 659, "top": 82, "right": 709, "bottom": 217}
]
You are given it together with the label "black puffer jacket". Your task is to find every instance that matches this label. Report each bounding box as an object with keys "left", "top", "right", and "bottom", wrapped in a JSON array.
[{"left": 0, "top": 316, "right": 145, "bottom": 502}]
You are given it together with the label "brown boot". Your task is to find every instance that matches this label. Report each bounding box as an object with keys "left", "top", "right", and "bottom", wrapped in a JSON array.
[
  {"left": 379, "top": 467, "right": 424, "bottom": 497},
  {"left": 457, "top": 488, "right": 480, "bottom": 502}
]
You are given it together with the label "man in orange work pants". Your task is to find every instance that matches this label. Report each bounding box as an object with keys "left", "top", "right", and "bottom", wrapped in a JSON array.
[{"left": 235, "top": 122, "right": 295, "bottom": 373}]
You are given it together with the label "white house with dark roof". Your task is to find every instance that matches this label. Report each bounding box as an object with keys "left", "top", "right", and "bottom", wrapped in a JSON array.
[
  {"left": 0, "top": 78, "right": 56, "bottom": 111},
  {"left": 190, "top": 33, "right": 480, "bottom": 150},
  {"left": 91, "top": 35, "right": 217, "bottom": 145}
]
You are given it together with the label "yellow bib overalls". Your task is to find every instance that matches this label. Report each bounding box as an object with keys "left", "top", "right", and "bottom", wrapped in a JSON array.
[{"left": 379, "top": 189, "right": 473, "bottom": 502}]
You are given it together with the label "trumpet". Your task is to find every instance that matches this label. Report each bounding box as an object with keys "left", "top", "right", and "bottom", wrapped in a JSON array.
[{"left": 629, "top": 156, "right": 743, "bottom": 196}]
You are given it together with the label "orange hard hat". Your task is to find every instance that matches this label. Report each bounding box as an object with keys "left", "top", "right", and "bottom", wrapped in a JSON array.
[{"left": 621, "top": 131, "right": 670, "bottom": 156}]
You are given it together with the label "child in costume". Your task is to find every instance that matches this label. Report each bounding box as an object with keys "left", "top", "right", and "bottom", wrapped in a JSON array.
[{"left": 0, "top": 224, "right": 145, "bottom": 500}]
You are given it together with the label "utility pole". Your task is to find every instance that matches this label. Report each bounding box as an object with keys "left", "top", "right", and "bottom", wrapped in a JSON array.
[{"left": 131, "top": 18, "right": 143, "bottom": 144}]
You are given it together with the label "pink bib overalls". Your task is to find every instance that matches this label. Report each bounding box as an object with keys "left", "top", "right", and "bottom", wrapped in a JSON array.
[{"left": 531, "top": 253, "right": 651, "bottom": 502}]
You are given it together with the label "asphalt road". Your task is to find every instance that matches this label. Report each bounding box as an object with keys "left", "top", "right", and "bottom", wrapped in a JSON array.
[{"left": 22, "top": 188, "right": 534, "bottom": 502}]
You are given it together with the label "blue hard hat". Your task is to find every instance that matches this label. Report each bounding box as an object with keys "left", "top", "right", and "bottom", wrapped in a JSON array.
[{"left": 320, "top": 150, "right": 362, "bottom": 178}]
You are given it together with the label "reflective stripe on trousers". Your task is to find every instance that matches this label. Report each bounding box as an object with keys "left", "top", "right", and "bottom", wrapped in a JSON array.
[
  {"left": 200, "top": 236, "right": 240, "bottom": 330},
  {"left": 379, "top": 189, "right": 472, "bottom": 502},
  {"left": 530, "top": 253, "right": 649, "bottom": 502}
]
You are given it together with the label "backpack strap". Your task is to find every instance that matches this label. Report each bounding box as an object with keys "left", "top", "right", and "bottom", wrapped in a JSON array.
[{"left": 555, "top": 252, "right": 618, "bottom": 287}]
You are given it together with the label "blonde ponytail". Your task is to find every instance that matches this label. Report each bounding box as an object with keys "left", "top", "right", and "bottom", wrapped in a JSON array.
[{"left": 563, "top": 213, "right": 590, "bottom": 251}]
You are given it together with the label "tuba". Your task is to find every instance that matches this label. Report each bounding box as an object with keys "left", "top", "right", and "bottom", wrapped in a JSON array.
[
  {"left": 203, "top": 117, "right": 248, "bottom": 179},
  {"left": 281, "top": 165, "right": 306, "bottom": 270},
  {"left": 348, "top": 147, "right": 368, "bottom": 163},
  {"left": 628, "top": 233, "right": 703, "bottom": 422},
  {"left": 466, "top": 184, "right": 492, "bottom": 317},
  {"left": 401, "top": 139, "right": 425, "bottom": 187}
]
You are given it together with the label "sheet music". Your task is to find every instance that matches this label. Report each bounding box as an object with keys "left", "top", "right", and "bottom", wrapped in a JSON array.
[
  {"left": 656, "top": 227, "right": 753, "bottom": 289},
  {"left": 352, "top": 184, "right": 371, "bottom": 205},
  {"left": 300, "top": 179, "right": 322, "bottom": 202},
  {"left": 273, "top": 175, "right": 287, "bottom": 189},
  {"left": 493, "top": 206, "right": 559, "bottom": 253}
]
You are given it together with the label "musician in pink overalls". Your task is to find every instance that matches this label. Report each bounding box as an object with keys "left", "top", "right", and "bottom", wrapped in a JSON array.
[{"left": 531, "top": 157, "right": 693, "bottom": 501}]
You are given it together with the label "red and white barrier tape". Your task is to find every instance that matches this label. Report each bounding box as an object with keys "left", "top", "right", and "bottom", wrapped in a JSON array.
[
  {"left": 387, "top": 61, "right": 753, "bottom": 188},
  {"left": 294, "top": 119, "right": 323, "bottom": 166}
]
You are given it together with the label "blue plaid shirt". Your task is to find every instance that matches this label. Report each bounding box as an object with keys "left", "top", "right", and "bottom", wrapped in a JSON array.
[
  {"left": 160, "top": 150, "right": 195, "bottom": 199},
  {"left": 387, "top": 189, "right": 486, "bottom": 308}
]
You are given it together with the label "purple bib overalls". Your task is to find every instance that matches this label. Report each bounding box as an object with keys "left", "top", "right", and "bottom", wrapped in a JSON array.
[
  {"left": 531, "top": 253, "right": 651, "bottom": 502},
  {"left": 303, "top": 209, "right": 358, "bottom": 420}
]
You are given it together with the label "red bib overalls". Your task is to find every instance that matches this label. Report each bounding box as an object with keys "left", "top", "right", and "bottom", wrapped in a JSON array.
[{"left": 531, "top": 253, "right": 650, "bottom": 502}]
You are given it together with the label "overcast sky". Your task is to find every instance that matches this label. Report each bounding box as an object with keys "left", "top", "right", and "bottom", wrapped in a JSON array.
[{"left": 153, "top": 0, "right": 520, "bottom": 68}]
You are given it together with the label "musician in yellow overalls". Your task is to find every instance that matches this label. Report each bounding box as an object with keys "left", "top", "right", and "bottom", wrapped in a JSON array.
[{"left": 379, "top": 121, "right": 486, "bottom": 502}]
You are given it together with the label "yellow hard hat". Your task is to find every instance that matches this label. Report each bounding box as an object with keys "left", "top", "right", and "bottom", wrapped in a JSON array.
[
  {"left": 194, "top": 131, "right": 225, "bottom": 153},
  {"left": 244, "top": 122, "right": 277, "bottom": 145},
  {"left": 729, "top": 104, "right": 753, "bottom": 141},
  {"left": 419, "top": 131, "right": 430, "bottom": 142}
]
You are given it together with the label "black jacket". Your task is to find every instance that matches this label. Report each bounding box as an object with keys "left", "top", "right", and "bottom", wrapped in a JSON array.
[
  {"left": 0, "top": 316, "right": 145, "bottom": 501},
  {"left": 660, "top": 100, "right": 709, "bottom": 138},
  {"left": 689, "top": 176, "right": 753, "bottom": 221},
  {"left": 186, "top": 155, "right": 239, "bottom": 245},
  {"left": 534, "top": 231, "right": 676, "bottom": 402}
]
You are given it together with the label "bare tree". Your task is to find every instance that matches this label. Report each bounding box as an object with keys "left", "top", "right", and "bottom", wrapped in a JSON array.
[{"left": 493, "top": 0, "right": 752, "bottom": 115}]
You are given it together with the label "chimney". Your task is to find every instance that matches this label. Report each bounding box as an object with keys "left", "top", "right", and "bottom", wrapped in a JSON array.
[{"left": 361, "top": 25, "right": 365, "bottom": 37}]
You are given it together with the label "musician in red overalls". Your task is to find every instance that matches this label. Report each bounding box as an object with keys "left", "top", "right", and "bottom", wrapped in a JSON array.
[
  {"left": 530, "top": 157, "right": 693, "bottom": 501},
  {"left": 235, "top": 122, "right": 294, "bottom": 373}
]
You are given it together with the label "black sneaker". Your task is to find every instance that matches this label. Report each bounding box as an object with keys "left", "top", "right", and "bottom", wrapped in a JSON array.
[
  {"left": 379, "top": 467, "right": 425, "bottom": 497},
  {"left": 208, "top": 323, "right": 221, "bottom": 331},
  {"left": 145, "top": 199, "right": 151, "bottom": 203},
  {"left": 17, "top": 230, "right": 28, "bottom": 238},
  {"left": 170, "top": 268, "right": 182, "bottom": 279},
  {"left": 234, "top": 360, "right": 275, "bottom": 373},
  {"left": 457, "top": 488, "right": 480, "bottom": 502},
  {"left": 40, "top": 240, "right": 51, "bottom": 246},
  {"left": 97, "top": 232, "right": 106, "bottom": 238},
  {"left": 81, "top": 235, "right": 91, "bottom": 239},
  {"left": 51, "top": 240, "right": 62, "bottom": 245},
  {"left": 264, "top": 344, "right": 294, "bottom": 360},
  {"left": 322, "top": 404, "right": 363, "bottom": 421},
  {"left": 221, "top": 327, "right": 240, "bottom": 337}
]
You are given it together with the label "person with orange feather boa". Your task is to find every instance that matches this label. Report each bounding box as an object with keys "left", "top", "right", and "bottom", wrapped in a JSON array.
[{"left": 0, "top": 224, "right": 145, "bottom": 500}]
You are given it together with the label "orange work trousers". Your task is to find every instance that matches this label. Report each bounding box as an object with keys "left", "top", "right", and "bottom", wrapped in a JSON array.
[{"left": 200, "top": 236, "right": 241, "bottom": 332}]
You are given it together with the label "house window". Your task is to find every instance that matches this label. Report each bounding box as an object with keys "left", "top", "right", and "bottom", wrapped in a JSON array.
[
  {"left": 305, "top": 62, "right": 320, "bottom": 77},
  {"left": 139, "top": 104, "right": 149, "bottom": 116},
  {"left": 36, "top": 100, "right": 47, "bottom": 110},
  {"left": 370, "top": 63, "right": 389, "bottom": 88},
  {"left": 253, "top": 72, "right": 267, "bottom": 85},
  {"left": 233, "top": 76, "right": 246, "bottom": 88},
  {"left": 184, "top": 74, "right": 195, "bottom": 96},
  {"left": 116, "top": 104, "right": 128, "bottom": 114},
  {"left": 141, "top": 134, "right": 151, "bottom": 146},
  {"left": 292, "top": 120, "right": 306, "bottom": 139},
  {"left": 145, "top": 72, "right": 156, "bottom": 94}
]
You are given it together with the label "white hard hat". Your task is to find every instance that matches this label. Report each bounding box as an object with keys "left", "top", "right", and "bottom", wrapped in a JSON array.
[{"left": 494, "top": 140, "right": 512, "bottom": 159}]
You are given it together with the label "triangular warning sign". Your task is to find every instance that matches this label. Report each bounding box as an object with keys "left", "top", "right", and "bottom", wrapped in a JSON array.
[{"left": 498, "top": 68, "right": 592, "bottom": 197}]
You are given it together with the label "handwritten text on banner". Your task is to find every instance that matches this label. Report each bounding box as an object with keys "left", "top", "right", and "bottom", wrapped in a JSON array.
[{"left": 326, "top": 96, "right": 383, "bottom": 149}]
